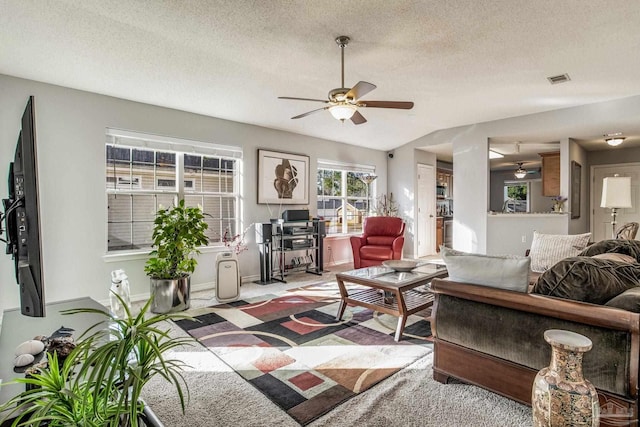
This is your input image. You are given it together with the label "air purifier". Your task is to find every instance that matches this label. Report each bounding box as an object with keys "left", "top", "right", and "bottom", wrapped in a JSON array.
[{"left": 215, "top": 252, "right": 240, "bottom": 303}]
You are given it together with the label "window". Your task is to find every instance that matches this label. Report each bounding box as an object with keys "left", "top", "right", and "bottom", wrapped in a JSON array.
[
  {"left": 105, "top": 129, "right": 242, "bottom": 252},
  {"left": 317, "top": 160, "right": 375, "bottom": 234},
  {"left": 503, "top": 181, "right": 530, "bottom": 213}
]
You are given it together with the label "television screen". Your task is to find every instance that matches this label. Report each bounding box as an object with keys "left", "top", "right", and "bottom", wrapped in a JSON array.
[{"left": 2, "top": 96, "right": 45, "bottom": 317}]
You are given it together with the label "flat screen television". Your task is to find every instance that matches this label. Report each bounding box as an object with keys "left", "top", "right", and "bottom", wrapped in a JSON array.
[{"left": 2, "top": 96, "right": 45, "bottom": 317}]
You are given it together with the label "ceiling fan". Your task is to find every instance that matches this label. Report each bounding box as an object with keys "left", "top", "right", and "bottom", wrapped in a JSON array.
[
  {"left": 278, "top": 36, "right": 414, "bottom": 125},
  {"left": 514, "top": 162, "right": 538, "bottom": 178}
]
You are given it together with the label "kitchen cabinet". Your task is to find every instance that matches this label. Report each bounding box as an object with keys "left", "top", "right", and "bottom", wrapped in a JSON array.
[
  {"left": 539, "top": 152, "right": 560, "bottom": 196},
  {"left": 436, "top": 217, "right": 444, "bottom": 252}
]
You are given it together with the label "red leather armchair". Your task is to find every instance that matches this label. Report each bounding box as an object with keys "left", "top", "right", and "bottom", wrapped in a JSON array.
[{"left": 350, "top": 217, "right": 406, "bottom": 269}]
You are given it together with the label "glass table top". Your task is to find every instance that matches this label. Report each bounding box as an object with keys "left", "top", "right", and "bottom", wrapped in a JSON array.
[{"left": 339, "top": 262, "right": 447, "bottom": 285}]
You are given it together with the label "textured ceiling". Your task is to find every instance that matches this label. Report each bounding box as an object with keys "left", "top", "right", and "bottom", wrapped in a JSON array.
[{"left": 2, "top": 0, "right": 640, "bottom": 152}]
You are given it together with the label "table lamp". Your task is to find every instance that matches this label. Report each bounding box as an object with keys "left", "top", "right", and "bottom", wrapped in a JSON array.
[{"left": 600, "top": 174, "right": 632, "bottom": 238}]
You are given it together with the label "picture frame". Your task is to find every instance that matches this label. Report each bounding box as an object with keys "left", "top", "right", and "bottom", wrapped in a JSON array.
[
  {"left": 257, "top": 149, "right": 309, "bottom": 205},
  {"left": 571, "top": 160, "right": 581, "bottom": 219}
]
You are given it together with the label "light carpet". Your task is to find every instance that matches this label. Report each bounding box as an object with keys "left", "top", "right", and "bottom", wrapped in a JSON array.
[
  {"left": 140, "top": 273, "right": 532, "bottom": 426},
  {"left": 172, "top": 281, "right": 433, "bottom": 425}
]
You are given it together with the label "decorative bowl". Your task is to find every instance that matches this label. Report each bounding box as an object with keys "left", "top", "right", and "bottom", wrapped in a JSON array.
[{"left": 382, "top": 260, "right": 419, "bottom": 272}]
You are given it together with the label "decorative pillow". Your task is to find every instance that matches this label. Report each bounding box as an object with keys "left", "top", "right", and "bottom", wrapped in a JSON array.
[
  {"left": 440, "top": 246, "right": 530, "bottom": 292},
  {"left": 592, "top": 253, "right": 637, "bottom": 264},
  {"left": 579, "top": 239, "right": 640, "bottom": 262},
  {"left": 529, "top": 231, "right": 591, "bottom": 273},
  {"left": 532, "top": 256, "right": 640, "bottom": 304},
  {"left": 605, "top": 287, "right": 640, "bottom": 313}
]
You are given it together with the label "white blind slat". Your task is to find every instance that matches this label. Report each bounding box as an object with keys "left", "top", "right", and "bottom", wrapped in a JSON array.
[
  {"left": 318, "top": 158, "right": 375, "bottom": 173},
  {"left": 106, "top": 128, "right": 242, "bottom": 159}
]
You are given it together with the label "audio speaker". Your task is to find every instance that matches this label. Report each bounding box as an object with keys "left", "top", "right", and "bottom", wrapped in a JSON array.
[
  {"left": 316, "top": 220, "right": 325, "bottom": 272},
  {"left": 255, "top": 222, "right": 272, "bottom": 243},
  {"left": 282, "top": 209, "right": 309, "bottom": 222}
]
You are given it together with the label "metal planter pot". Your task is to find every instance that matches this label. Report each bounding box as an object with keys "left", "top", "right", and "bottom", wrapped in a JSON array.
[{"left": 150, "top": 276, "right": 191, "bottom": 314}]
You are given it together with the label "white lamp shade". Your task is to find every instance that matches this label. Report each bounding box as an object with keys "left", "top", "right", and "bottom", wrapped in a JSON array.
[
  {"left": 601, "top": 176, "right": 632, "bottom": 208},
  {"left": 329, "top": 104, "right": 356, "bottom": 120}
]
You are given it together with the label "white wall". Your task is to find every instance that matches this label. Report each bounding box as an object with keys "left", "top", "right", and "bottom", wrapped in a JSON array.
[
  {"left": 391, "top": 95, "right": 640, "bottom": 255},
  {"left": 486, "top": 214, "right": 569, "bottom": 255},
  {"left": 0, "top": 75, "right": 388, "bottom": 311},
  {"left": 387, "top": 148, "right": 437, "bottom": 257}
]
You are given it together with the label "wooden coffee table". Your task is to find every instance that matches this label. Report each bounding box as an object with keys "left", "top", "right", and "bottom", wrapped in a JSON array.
[{"left": 335, "top": 263, "right": 448, "bottom": 341}]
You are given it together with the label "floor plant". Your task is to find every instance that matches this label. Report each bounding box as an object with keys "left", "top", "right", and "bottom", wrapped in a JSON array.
[{"left": 0, "top": 294, "right": 195, "bottom": 426}]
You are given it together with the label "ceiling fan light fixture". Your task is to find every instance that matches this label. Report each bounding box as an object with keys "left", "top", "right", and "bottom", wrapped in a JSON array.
[
  {"left": 514, "top": 162, "right": 527, "bottom": 179},
  {"left": 329, "top": 104, "right": 357, "bottom": 121},
  {"left": 606, "top": 137, "right": 625, "bottom": 146}
]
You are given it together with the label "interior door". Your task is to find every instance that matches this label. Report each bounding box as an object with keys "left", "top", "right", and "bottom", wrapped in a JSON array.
[
  {"left": 591, "top": 163, "right": 640, "bottom": 241},
  {"left": 417, "top": 164, "right": 436, "bottom": 257}
]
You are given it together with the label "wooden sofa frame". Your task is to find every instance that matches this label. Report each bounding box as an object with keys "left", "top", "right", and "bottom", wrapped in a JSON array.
[{"left": 430, "top": 278, "right": 640, "bottom": 427}]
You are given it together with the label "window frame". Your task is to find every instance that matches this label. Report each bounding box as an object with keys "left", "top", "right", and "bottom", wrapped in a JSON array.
[
  {"left": 503, "top": 180, "right": 530, "bottom": 213},
  {"left": 317, "top": 160, "right": 376, "bottom": 236},
  {"left": 105, "top": 129, "right": 242, "bottom": 255}
]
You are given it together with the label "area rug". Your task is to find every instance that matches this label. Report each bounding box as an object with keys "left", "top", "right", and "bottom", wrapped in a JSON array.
[{"left": 174, "top": 281, "right": 434, "bottom": 425}]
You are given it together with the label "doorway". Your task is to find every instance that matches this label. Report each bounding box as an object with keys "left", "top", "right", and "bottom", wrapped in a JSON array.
[
  {"left": 417, "top": 164, "right": 436, "bottom": 257},
  {"left": 591, "top": 163, "right": 640, "bottom": 241}
]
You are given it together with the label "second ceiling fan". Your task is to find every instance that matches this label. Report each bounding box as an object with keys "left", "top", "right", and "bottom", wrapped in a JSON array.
[{"left": 278, "top": 36, "right": 414, "bottom": 125}]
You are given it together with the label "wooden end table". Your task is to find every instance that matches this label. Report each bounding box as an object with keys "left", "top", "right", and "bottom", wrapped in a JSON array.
[{"left": 335, "top": 263, "right": 448, "bottom": 341}]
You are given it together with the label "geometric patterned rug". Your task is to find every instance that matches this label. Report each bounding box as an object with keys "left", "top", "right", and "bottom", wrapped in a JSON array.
[{"left": 174, "top": 281, "right": 434, "bottom": 425}]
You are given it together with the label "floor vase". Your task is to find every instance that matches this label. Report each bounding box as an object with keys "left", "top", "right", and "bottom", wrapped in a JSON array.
[{"left": 532, "top": 329, "right": 599, "bottom": 426}]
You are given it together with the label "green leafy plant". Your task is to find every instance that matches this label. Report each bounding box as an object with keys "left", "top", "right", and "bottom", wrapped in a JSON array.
[
  {"left": 0, "top": 294, "right": 195, "bottom": 426},
  {"left": 144, "top": 199, "right": 209, "bottom": 279}
]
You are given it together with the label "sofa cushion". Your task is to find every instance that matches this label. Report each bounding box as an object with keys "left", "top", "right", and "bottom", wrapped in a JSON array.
[
  {"left": 592, "top": 253, "right": 637, "bottom": 263},
  {"left": 360, "top": 245, "right": 394, "bottom": 261},
  {"left": 529, "top": 231, "right": 592, "bottom": 273},
  {"left": 579, "top": 239, "right": 640, "bottom": 262},
  {"left": 366, "top": 236, "right": 396, "bottom": 246},
  {"left": 362, "top": 216, "right": 405, "bottom": 236},
  {"left": 605, "top": 287, "right": 640, "bottom": 313},
  {"left": 532, "top": 256, "right": 640, "bottom": 304},
  {"left": 440, "top": 246, "right": 530, "bottom": 292}
]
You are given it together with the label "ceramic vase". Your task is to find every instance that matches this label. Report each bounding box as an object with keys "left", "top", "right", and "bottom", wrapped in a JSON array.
[{"left": 532, "top": 329, "right": 599, "bottom": 426}]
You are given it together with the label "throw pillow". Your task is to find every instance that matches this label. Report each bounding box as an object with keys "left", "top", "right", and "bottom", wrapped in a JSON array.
[
  {"left": 529, "top": 231, "right": 592, "bottom": 273},
  {"left": 579, "top": 239, "right": 640, "bottom": 262},
  {"left": 440, "top": 246, "right": 530, "bottom": 292},
  {"left": 605, "top": 287, "right": 640, "bottom": 313},
  {"left": 592, "top": 253, "right": 637, "bottom": 263},
  {"left": 532, "top": 256, "right": 640, "bottom": 304}
]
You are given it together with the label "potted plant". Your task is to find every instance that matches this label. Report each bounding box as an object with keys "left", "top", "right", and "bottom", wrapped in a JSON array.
[
  {"left": 0, "top": 295, "right": 194, "bottom": 427},
  {"left": 144, "top": 199, "right": 208, "bottom": 313}
]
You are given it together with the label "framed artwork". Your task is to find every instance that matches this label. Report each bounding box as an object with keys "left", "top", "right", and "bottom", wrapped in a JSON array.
[
  {"left": 257, "top": 149, "right": 309, "bottom": 205},
  {"left": 571, "top": 161, "right": 581, "bottom": 219}
]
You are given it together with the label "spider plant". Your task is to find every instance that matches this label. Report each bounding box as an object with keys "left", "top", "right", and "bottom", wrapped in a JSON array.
[{"left": 0, "top": 294, "right": 195, "bottom": 426}]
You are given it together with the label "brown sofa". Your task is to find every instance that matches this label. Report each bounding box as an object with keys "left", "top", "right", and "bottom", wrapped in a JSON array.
[
  {"left": 430, "top": 278, "right": 640, "bottom": 427},
  {"left": 432, "top": 239, "right": 640, "bottom": 426}
]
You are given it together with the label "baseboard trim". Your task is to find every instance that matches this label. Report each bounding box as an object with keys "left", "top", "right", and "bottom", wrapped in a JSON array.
[{"left": 98, "top": 280, "right": 217, "bottom": 307}]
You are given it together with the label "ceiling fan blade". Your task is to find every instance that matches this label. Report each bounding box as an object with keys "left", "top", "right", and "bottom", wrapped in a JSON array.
[
  {"left": 291, "top": 107, "right": 328, "bottom": 119},
  {"left": 279, "top": 96, "right": 329, "bottom": 103},
  {"left": 360, "top": 101, "right": 414, "bottom": 109},
  {"left": 350, "top": 110, "right": 367, "bottom": 125},
  {"left": 345, "top": 81, "right": 376, "bottom": 101}
]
